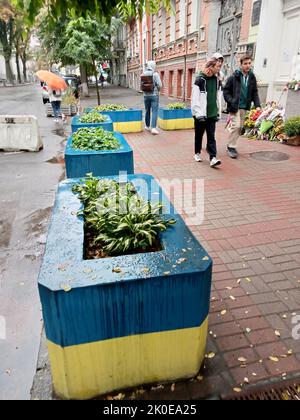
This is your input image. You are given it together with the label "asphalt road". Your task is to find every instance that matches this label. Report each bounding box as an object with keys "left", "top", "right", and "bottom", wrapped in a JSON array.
[{"left": 0, "top": 84, "right": 66, "bottom": 400}]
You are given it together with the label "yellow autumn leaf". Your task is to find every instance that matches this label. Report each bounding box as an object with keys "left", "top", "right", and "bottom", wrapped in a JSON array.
[
  {"left": 229, "top": 296, "right": 236, "bottom": 301},
  {"left": 233, "top": 388, "right": 242, "bottom": 393},
  {"left": 275, "top": 330, "right": 281, "bottom": 337},
  {"left": 244, "top": 377, "right": 249, "bottom": 384},
  {"left": 202, "top": 256, "right": 209, "bottom": 261},
  {"left": 246, "top": 278, "right": 252, "bottom": 283},
  {"left": 238, "top": 357, "right": 247, "bottom": 363},
  {"left": 171, "top": 383, "right": 176, "bottom": 392},
  {"left": 207, "top": 352, "right": 216, "bottom": 359},
  {"left": 269, "top": 356, "right": 279, "bottom": 362},
  {"left": 164, "top": 271, "right": 171, "bottom": 276},
  {"left": 221, "top": 310, "right": 227, "bottom": 316},
  {"left": 112, "top": 267, "right": 122, "bottom": 273},
  {"left": 60, "top": 283, "right": 72, "bottom": 292},
  {"left": 197, "top": 375, "right": 204, "bottom": 382}
]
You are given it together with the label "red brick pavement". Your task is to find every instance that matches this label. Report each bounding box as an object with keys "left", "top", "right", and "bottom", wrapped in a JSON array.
[{"left": 124, "top": 122, "right": 300, "bottom": 399}]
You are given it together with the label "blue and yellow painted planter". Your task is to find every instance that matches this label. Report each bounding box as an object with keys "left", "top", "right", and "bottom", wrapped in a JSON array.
[
  {"left": 86, "top": 108, "right": 143, "bottom": 133},
  {"left": 71, "top": 115, "right": 113, "bottom": 134},
  {"left": 64, "top": 132, "right": 134, "bottom": 179},
  {"left": 158, "top": 108, "right": 194, "bottom": 130},
  {"left": 38, "top": 174, "right": 212, "bottom": 400}
]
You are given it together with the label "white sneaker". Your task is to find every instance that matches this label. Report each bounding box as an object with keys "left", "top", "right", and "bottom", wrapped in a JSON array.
[
  {"left": 194, "top": 153, "right": 202, "bottom": 162},
  {"left": 145, "top": 126, "right": 151, "bottom": 131},
  {"left": 151, "top": 128, "right": 159, "bottom": 135},
  {"left": 210, "top": 157, "right": 221, "bottom": 168}
]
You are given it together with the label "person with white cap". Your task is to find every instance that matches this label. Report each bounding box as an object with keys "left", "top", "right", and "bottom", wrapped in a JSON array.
[{"left": 212, "top": 52, "right": 225, "bottom": 84}]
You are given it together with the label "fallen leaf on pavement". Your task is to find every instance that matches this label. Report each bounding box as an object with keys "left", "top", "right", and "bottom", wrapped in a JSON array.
[
  {"left": 171, "top": 383, "right": 176, "bottom": 392},
  {"left": 269, "top": 356, "right": 279, "bottom": 362}
]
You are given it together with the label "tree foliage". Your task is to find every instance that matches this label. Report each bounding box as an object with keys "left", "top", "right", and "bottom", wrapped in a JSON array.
[{"left": 14, "top": 0, "right": 171, "bottom": 22}]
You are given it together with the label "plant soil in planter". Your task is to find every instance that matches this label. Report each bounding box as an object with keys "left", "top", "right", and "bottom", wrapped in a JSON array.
[
  {"left": 65, "top": 129, "right": 134, "bottom": 178},
  {"left": 38, "top": 174, "right": 213, "bottom": 400},
  {"left": 158, "top": 108, "right": 194, "bottom": 130}
]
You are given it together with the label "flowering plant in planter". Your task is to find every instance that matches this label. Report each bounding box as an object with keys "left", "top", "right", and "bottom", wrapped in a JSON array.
[
  {"left": 94, "top": 104, "right": 128, "bottom": 111},
  {"left": 167, "top": 102, "right": 187, "bottom": 110},
  {"left": 73, "top": 174, "right": 176, "bottom": 258},
  {"left": 72, "top": 127, "right": 120, "bottom": 151},
  {"left": 78, "top": 111, "right": 109, "bottom": 124}
]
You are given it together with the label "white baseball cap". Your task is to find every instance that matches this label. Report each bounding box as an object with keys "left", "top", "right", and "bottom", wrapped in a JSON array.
[{"left": 212, "top": 52, "right": 224, "bottom": 60}]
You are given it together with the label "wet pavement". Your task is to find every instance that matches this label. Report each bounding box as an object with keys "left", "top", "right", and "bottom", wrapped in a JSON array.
[{"left": 0, "top": 84, "right": 66, "bottom": 400}]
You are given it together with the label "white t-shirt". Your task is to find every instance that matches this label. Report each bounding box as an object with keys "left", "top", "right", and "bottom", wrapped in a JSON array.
[{"left": 48, "top": 88, "right": 62, "bottom": 102}]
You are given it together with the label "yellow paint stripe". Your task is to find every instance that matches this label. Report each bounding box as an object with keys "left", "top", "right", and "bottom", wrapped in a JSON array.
[
  {"left": 158, "top": 118, "right": 194, "bottom": 131},
  {"left": 48, "top": 318, "right": 208, "bottom": 400},
  {"left": 113, "top": 121, "right": 143, "bottom": 133}
]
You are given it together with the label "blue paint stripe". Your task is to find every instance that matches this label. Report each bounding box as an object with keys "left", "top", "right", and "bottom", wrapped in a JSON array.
[
  {"left": 100, "top": 110, "right": 143, "bottom": 123},
  {"left": 158, "top": 108, "right": 193, "bottom": 120},
  {"left": 40, "top": 266, "right": 212, "bottom": 348}
]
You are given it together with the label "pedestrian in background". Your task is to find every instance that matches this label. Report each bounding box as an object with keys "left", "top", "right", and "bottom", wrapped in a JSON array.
[
  {"left": 141, "top": 61, "right": 162, "bottom": 135},
  {"left": 191, "top": 57, "right": 223, "bottom": 168},
  {"left": 223, "top": 54, "right": 261, "bottom": 158},
  {"left": 48, "top": 87, "right": 63, "bottom": 123}
]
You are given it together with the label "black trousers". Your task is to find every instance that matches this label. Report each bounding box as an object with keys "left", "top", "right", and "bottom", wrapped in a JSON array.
[{"left": 194, "top": 117, "right": 217, "bottom": 159}]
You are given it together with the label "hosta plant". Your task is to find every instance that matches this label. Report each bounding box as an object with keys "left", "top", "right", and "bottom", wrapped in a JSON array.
[
  {"left": 79, "top": 111, "right": 109, "bottom": 124},
  {"left": 72, "top": 127, "right": 120, "bottom": 151},
  {"left": 73, "top": 174, "right": 176, "bottom": 258},
  {"left": 94, "top": 104, "right": 128, "bottom": 112},
  {"left": 167, "top": 102, "right": 187, "bottom": 110}
]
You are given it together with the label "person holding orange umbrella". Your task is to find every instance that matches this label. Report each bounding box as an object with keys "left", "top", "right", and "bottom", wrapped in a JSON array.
[{"left": 36, "top": 71, "right": 67, "bottom": 123}]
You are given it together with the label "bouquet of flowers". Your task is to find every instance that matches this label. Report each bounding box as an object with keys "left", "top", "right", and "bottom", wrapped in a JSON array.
[{"left": 244, "top": 102, "right": 287, "bottom": 142}]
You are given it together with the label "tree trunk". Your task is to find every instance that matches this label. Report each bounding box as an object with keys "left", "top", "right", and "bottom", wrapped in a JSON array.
[
  {"left": 93, "top": 59, "right": 100, "bottom": 105},
  {"left": 4, "top": 57, "right": 14, "bottom": 84},
  {"left": 0, "top": 19, "right": 14, "bottom": 84},
  {"left": 15, "top": 44, "right": 22, "bottom": 84},
  {"left": 21, "top": 51, "right": 27, "bottom": 83},
  {"left": 80, "top": 64, "right": 89, "bottom": 97}
]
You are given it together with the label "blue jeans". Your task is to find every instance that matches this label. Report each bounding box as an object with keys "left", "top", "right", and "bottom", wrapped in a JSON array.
[
  {"left": 51, "top": 101, "right": 61, "bottom": 118},
  {"left": 144, "top": 95, "right": 159, "bottom": 129}
]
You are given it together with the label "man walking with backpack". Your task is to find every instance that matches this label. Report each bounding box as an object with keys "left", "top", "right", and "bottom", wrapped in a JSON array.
[
  {"left": 223, "top": 54, "right": 261, "bottom": 158},
  {"left": 141, "top": 61, "right": 162, "bottom": 135}
]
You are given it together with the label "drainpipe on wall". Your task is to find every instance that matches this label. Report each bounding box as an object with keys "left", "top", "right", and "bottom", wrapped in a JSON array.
[{"left": 183, "top": 0, "right": 188, "bottom": 102}]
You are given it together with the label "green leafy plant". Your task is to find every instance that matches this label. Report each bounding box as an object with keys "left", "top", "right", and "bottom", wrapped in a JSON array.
[
  {"left": 167, "top": 102, "right": 187, "bottom": 110},
  {"left": 94, "top": 104, "right": 128, "bottom": 111},
  {"left": 72, "top": 174, "right": 176, "bottom": 258},
  {"left": 72, "top": 127, "right": 120, "bottom": 151},
  {"left": 79, "top": 111, "right": 109, "bottom": 123},
  {"left": 284, "top": 116, "right": 300, "bottom": 138}
]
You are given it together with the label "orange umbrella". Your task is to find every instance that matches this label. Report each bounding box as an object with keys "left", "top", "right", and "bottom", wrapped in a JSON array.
[{"left": 36, "top": 70, "right": 67, "bottom": 90}]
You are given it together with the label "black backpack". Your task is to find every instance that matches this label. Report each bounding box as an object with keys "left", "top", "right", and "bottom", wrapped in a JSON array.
[{"left": 141, "top": 74, "right": 154, "bottom": 93}]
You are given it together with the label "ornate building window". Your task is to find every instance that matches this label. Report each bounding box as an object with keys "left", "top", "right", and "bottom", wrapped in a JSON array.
[{"left": 252, "top": 0, "right": 262, "bottom": 27}]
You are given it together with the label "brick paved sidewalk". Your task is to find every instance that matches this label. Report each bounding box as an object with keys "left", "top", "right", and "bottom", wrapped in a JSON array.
[
  {"left": 123, "top": 114, "right": 300, "bottom": 399},
  {"left": 32, "top": 86, "right": 300, "bottom": 400}
]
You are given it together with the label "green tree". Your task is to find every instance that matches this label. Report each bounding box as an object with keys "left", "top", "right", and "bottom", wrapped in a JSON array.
[
  {"left": 0, "top": 0, "right": 15, "bottom": 83},
  {"left": 15, "top": 0, "right": 171, "bottom": 22},
  {"left": 63, "top": 17, "right": 113, "bottom": 104}
]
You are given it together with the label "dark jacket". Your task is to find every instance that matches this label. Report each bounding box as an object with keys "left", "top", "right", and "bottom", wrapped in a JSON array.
[{"left": 223, "top": 70, "right": 261, "bottom": 113}]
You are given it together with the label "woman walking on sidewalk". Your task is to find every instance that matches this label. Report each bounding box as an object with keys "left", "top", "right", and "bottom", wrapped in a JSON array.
[
  {"left": 48, "top": 87, "right": 64, "bottom": 123},
  {"left": 191, "top": 58, "right": 223, "bottom": 168}
]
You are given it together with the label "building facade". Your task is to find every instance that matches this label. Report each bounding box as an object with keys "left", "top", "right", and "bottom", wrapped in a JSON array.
[{"left": 123, "top": 0, "right": 300, "bottom": 109}]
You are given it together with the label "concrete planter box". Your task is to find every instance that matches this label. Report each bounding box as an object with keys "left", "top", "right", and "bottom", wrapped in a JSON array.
[
  {"left": 86, "top": 108, "right": 143, "bottom": 133},
  {"left": 71, "top": 115, "right": 114, "bottom": 134},
  {"left": 286, "top": 90, "right": 300, "bottom": 119},
  {"left": 158, "top": 108, "right": 194, "bottom": 130},
  {"left": 46, "top": 103, "right": 78, "bottom": 117},
  {"left": 0, "top": 115, "right": 43, "bottom": 152},
  {"left": 64, "top": 132, "right": 134, "bottom": 178},
  {"left": 38, "top": 174, "right": 212, "bottom": 400}
]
